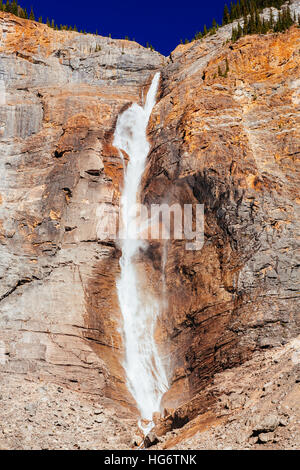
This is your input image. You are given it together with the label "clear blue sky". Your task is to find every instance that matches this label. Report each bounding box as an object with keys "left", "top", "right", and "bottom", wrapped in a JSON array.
[{"left": 19, "top": 0, "right": 227, "bottom": 55}]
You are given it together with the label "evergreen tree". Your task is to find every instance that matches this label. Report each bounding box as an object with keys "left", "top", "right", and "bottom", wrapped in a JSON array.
[
  {"left": 236, "top": 0, "right": 241, "bottom": 18},
  {"left": 237, "top": 21, "right": 243, "bottom": 38},
  {"left": 5, "top": 0, "right": 11, "bottom": 13},
  {"left": 211, "top": 18, "right": 217, "bottom": 34},
  {"left": 231, "top": 26, "right": 237, "bottom": 41},
  {"left": 29, "top": 6, "right": 34, "bottom": 21},
  {"left": 248, "top": 10, "right": 255, "bottom": 33},
  {"left": 261, "top": 17, "right": 268, "bottom": 33},
  {"left": 275, "top": 11, "right": 282, "bottom": 31},
  {"left": 255, "top": 8, "right": 262, "bottom": 32},
  {"left": 230, "top": 1, "right": 236, "bottom": 20},
  {"left": 243, "top": 14, "right": 248, "bottom": 34},
  {"left": 284, "top": 5, "right": 293, "bottom": 28},
  {"left": 240, "top": 0, "right": 246, "bottom": 16},
  {"left": 11, "top": 0, "right": 17, "bottom": 15},
  {"left": 269, "top": 8, "right": 274, "bottom": 28},
  {"left": 223, "top": 4, "right": 230, "bottom": 24}
]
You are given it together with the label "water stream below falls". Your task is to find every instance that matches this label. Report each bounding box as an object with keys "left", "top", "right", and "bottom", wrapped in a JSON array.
[{"left": 113, "top": 73, "right": 168, "bottom": 431}]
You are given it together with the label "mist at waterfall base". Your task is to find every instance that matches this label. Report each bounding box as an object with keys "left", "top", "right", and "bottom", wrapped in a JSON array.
[{"left": 113, "top": 73, "right": 169, "bottom": 432}]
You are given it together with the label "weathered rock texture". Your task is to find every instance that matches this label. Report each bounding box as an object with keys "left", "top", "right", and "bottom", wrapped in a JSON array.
[
  {"left": 152, "top": 336, "right": 300, "bottom": 450},
  {"left": 0, "top": 10, "right": 164, "bottom": 409},
  {"left": 146, "top": 23, "right": 300, "bottom": 415},
  {"left": 0, "top": 2, "right": 299, "bottom": 449}
]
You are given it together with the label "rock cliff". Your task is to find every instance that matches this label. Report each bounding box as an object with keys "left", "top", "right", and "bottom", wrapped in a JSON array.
[
  {"left": 0, "top": 3, "right": 299, "bottom": 449},
  {"left": 0, "top": 10, "right": 164, "bottom": 409},
  {"left": 147, "top": 22, "right": 300, "bottom": 415}
]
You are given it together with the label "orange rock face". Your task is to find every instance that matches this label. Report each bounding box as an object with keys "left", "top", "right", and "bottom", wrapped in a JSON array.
[
  {"left": 0, "top": 10, "right": 299, "bottom": 430},
  {"left": 0, "top": 11, "right": 163, "bottom": 413},
  {"left": 143, "top": 27, "right": 300, "bottom": 414}
]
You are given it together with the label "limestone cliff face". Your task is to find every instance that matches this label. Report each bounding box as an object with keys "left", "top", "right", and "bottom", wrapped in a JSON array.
[
  {"left": 0, "top": 11, "right": 164, "bottom": 407},
  {"left": 0, "top": 6, "right": 299, "bottom": 427},
  {"left": 146, "top": 26, "right": 300, "bottom": 415}
]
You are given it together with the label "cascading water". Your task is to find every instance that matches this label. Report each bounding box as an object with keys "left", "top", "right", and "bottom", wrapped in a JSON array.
[{"left": 113, "top": 73, "right": 168, "bottom": 430}]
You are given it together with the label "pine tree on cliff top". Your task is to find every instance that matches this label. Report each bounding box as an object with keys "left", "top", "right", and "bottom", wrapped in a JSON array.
[
  {"left": 223, "top": 4, "right": 230, "bottom": 25},
  {"left": 237, "top": 21, "right": 243, "bottom": 38},
  {"left": 232, "top": 2, "right": 296, "bottom": 42},
  {"left": 4, "top": 0, "right": 11, "bottom": 12},
  {"left": 29, "top": 6, "right": 34, "bottom": 21},
  {"left": 230, "top": 1, "right": 236, "bottom": 20},
  {"left": 211, "top": 18, "right": 217, "bottom": 33},
  {"left": 11, "top": 0, "right": 17, "bottom": 15}
]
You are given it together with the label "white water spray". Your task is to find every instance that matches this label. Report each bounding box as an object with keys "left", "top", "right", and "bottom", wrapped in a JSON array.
[{"left": 113, "top": 73, "right": 168, "bottom": 427}]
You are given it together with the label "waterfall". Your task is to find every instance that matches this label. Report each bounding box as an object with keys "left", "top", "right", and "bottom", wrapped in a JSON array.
[{"left": 113, "top": 73, "right": 168, "bottom": 429}]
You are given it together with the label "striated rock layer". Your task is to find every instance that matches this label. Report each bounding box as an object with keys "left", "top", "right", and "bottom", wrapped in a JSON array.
[
  {"left": 0, "top": 4, "right": 299, "bottom": 447},
  {"left": 0, "top": 10, "right": 164, "bottom": 411},
  {"left": 146, "top": 25, "right": 300, "bottom": 416}
]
